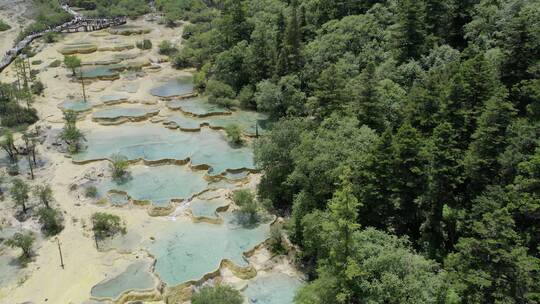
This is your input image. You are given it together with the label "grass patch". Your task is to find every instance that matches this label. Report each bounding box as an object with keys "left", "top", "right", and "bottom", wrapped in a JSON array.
[{"left": 0, "top": 20, "right": 10, "bottom": 31}]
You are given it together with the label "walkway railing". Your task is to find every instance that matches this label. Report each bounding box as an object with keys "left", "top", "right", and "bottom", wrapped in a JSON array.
[{"left": 0, "top": 3, "right": 126, "bottom": 73}]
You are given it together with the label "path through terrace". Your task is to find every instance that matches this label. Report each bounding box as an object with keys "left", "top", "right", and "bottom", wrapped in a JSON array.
[{"left": 0, "top": 2, "right": 126, "bottom": 72}]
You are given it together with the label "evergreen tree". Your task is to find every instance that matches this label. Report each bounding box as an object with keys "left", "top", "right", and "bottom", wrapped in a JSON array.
[
  {"left": 221, "top": 0, "right": 249, "bottom": 47},
  {"left": 393, "top": 0, "right": 428, "bottom": 62},
  {"left": 464, "top": 96, "right": 516, "bottom": 199},
  {"left": 390, "top": 122, "right": 426, "bottom": 241},
  {"left": 420, "top": 122, "right": 463, "bottom": 259}
]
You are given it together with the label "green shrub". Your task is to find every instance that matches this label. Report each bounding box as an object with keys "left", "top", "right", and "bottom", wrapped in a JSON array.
[
  {"left": 5, "top": 232, "right": 34, "bottom": 265},
  {"left": 191, "top": 285, "right": 243, "bottom": 304},
  {"left": 43, "top": 32, "right": 57, "bottom": 43},
  {"left": 225, "top": 124, "right": 243, "bottom": 145},
  {"left": 206, "top": 79, "right": 236, "bottom": 108},
  {"left": 85, "top": 186, "right": 98, "bottom": 198},
  {"left": 237, "top": 85, "right": 255, "bottom": 109},
  {"left": 0, "top": 20, "right": 10, "bottom": 32},
  {"left": 109, "top": 153, "right": 129, "bottom": 180},
  {"left": 49, "top": 60, "right": 62, "bottom": 68},
  {"left": 268, "top": 225, "right": 286, "bottom": 254},
  {"left": 158, "top": 40, "right": 177, "bottom": 56},
  {"left": 31, "top": 81, "right": 44, "bottom": 95},
  {"left": 136, "top": 39, "right": 152, "bottom": 50},
  {"left": 91, "top": 212, "right": 126, "bottom": 240},
  {"left": 232, "top": 189, "right": 259, "bottom": 225},
  {"left": 37, "top": 207, "right": 64, "bottom": 236}
]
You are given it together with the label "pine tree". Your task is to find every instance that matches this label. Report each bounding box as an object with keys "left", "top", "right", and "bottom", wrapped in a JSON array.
[
  {"left": 420, "top": 122, "right": 463, "bottom": 259},
  {"left": 464, "top": 96, "right": 516, "bottom": 200},
  {"left": 283, "top": 0, "right": 302, "bottom": 73},
  {"left": 394, "top": 0, "right": 428, "bottom": 62},
  {"left": 320, "top": 168, "right": 361, "bottom": 303},
  {"left": 221, "top": 0, "right": 249, "bottom": 47},
  {"left": 390, "top": 122, "right": 427, "bottom": 241}
]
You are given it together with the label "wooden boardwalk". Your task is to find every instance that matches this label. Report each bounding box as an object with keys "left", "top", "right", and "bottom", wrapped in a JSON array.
[{"left": 0, "top": 4, "right": 126, "bottom": 73}]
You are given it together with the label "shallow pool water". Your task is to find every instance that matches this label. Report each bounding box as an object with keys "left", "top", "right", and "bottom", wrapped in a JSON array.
[
  {"left": 74, "top": 124, "right": 254, "bottom": 174},
  {"left": 166, "top": 110, "right": 267, "bottom": 136},
  {"left": 244, "top": 273, "right": 303, "bottom": 304},
  {"left": 190, "top": 197, "right": 229, "bottom": 219},
  {"left": 167, "top": 97, "right": 230, "bottom": 117},
  {"left": 97, "top": 164, "right": 209, "bottom": 206},
  {"left": 92, "top": 106, "right": 158, "bottom": 121},
  {"left": 100, "top": 94, "right": 129, "bottom": 104},
  {"left": 59, "top": 100, "right": 93, "bottom": 112},
  {"left": 90, "top": 260, "right": 155, "bottom": 300},
  {"left": 82, "top": 65, "right": 121, "bottom": 79},
  {"left": 147, "top": 215, "right": 270, "bottom": 286},
  {"left": 150, "top": 76, "right": 194, "bottom": 98}
]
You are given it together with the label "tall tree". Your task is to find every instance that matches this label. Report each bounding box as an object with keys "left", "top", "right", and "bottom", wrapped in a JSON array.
[
  {"left": 464, "top": 96, "right": 516, "bottom": 199},
  {"left": 393, "top": 0, "right": 428, "bottom": 62}
]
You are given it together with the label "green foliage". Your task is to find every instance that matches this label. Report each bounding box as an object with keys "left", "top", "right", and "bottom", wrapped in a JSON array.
[
  {"left": 34, "top": 184, "right": 54, "bottom": 208},
  {"left": 206, "top": 79, "right": 236, "bottom": 108},
  {"left": 91, "top": 212, "right": 126, "bottom": 239},
  {"left": 59, "top": 110, "right": 85, "bottom": 153},
  {"left": 296, "top": 228, "right": 449, "bottom": 304},
  {"left": 158, "top": 40, "right": 177, "bottom": 56},
  {"left": 31, "top": 80, "right": 44, "bottom": 95},
  {"left": 125, "top": 0, "right": 540, "bottom": 302},
  {"left": 4, "top": 232, "right": 34, "bottom": 264},
  {"left": 232, "top": 189, "right": 259, "bottom": 225},
  {"left": 0, "top": 19, "right": 10, "bottom": 31},
  {"left": 224, "top": 124, "right": 243, "bottom": 145},
  {"left": 43, "top": 31, "right": 57, "bottom": 43},
  {"left": 10, "top": 179, "right": 30, "bottom": 214},
  {"left": 0, "top": 83, "right": 39, "bottom": 128},
  {"left": 63, "top": 56, "right": 81, "bottom": 76},
  {"left": 109, "top": 153, "right": 129, "bottom": 180},
  {"left": 136, "top": 39, "right": 152, "bottom": 50},
  {"left": 17, "top": 0, "right": 71, "bottom": 42},
  {"left": 156, "top": 0, "right": 209, "bottom": 24},
  {"left": 72, "top": 0, "right": 150, "bottom": 18},
  {"left": 191, "top": 285, "right": 243, "bottom": 304},
  {"left": 268, "top": 225, "right": 286, "bottom": 254},
  {"left": 49, "top": 60, "right": 61, "bottom": 68},
  {"left": 85, "top": 186, "right": 98, "bottom": 198},
  {"left": 37, "top": 207, "right": 64, "bottom": 236}
]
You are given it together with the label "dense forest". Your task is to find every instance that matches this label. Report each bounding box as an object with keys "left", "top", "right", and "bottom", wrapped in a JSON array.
[
  {"left": 168, "top": 0, "right": 540, "bottom": 303},
  {"left": 3, "top": 0, "right": 540, "bottom": 303}
]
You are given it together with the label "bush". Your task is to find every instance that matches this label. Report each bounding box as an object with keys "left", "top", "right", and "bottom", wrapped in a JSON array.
[
  {"left": 31, "top": 60, "right": 43, "bottom": 65},
  {"left": 158, "top": 40, "right": 177, "bottom": 56},
  {"left": 31, "top": 80, "right": 44, "bottom": 95},
  {"left": 16, "top": 1, "right": 71, "bottom": 42},
  {"left": 191, "top": 285, "right": 243, "bottom": 304},
  {"left": 91, "top": 212, "right": 126, "bottom": 240},
  {"left": 268, "top": 225, "right": 286, "bottom": 254},
  {"left": 232, "top": 189, "right": 259, "bottom": 225},
  {"left": 49, "top": 60, "right": 62, "bottom": 68},
  {"left": 34, "top": 184, "right": 54, "bottom": 208},
  {"left": 43, "top": 32, "right": 57, "bottom": 43},
  {"left": 0, "top": 20, "right": 10, "bottom": 32},
  {"left": 37, "top": 207, "right": 64, "bottom": 236},
  {"left": 5, "top": 232, "right": 34, "bottom": 264},
  {"left": 172, "top": 51, "right": 192, "bottom": 69},
  {"left": 85, "top": 186, "right": 98, "bottom": 198},
  {"left": 225, "top": 124, "right": 243, "bottom": 145},
  {"left": 206, "top": 79, "right": 236, "bottom": 108},
  {"left": 109, "top": 153, "right": 129, "bottom": 180},
  {"left": 237, "top": 85, "right": 255, "bottom": 109},
  {"left": 136, "top": 39, "right": 152, "bottom": 50},
  {"left": 0, "top": 102, "right": 38, "bottom": 128}
]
